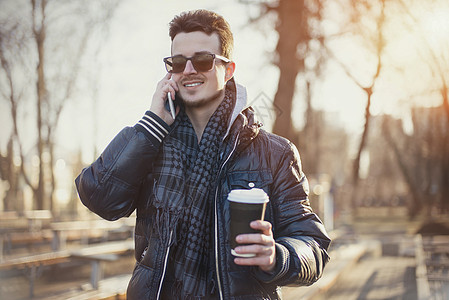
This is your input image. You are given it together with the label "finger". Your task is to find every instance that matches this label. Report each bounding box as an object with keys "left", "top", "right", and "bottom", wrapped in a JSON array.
[
  {"left": 250, "top": 220, "right": 272, "bottom": 236},
  {"left": 166, "top": 83, "right": 177, "bottom": 97},
  {"left": 159, "top": 81, "right": 176, "bottom": 99},
  {"left": 236, "top": 233, "right": 274, "bottom": 246},
  {"left": 157, "top": 74, "right": 173, "bottom": 89},
  {"left": 234, "top": 254, "right": 274, "bottom": 267},
  {"left": 159, "top": 76, "right": 178, "bottom": 93},
  {"left": 157, "top": 74, "right": 171, "bottom": 87},
  {"left": 234, "top": 244, "right": 273, "bottom": 256},
  {"left": 167, "top": 78, "right": 178, "bottom": 92}
]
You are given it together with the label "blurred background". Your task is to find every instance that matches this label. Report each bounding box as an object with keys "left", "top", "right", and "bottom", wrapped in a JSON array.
[{"left": 0, "top": 0, "right": 448, "bottom": 299}]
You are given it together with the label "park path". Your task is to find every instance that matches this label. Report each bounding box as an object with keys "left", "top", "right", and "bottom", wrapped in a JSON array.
[{"left": 283, "top": 212, "right": 422, "bottom": 300}]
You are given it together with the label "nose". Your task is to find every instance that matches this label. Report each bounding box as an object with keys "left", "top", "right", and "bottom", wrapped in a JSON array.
[{"left": 183, "top": 59, "right": 197, "bottom": 74}]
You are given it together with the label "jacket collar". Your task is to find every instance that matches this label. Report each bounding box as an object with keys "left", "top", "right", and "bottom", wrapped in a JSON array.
[
  {"left": 228, "top": 78, "right": 247, "bottom": 132},
  {"left": 224, "top": 78, "right": 262, "bottom": 143}
]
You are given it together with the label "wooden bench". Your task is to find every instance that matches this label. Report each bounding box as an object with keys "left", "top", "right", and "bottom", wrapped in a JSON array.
[
  {"left": 1, "top": 229, "right": 53, "bottom": 259},
  {"left": 0, "top": 210, "right": 19, "bottom": 221},
  {"left": 415, "top": 234, "right": 449, "bottom": 299},
  {"left": 50, "top": 219, "right": 134, "bottom": 251},
  {"left": 0, "top": 239, "right": 134, "bottom": 298},
  {"left": 1, "top": 210, "right": 52, "bottom": 228},
  {"left": 43, "top": 273, "right": 131, "bottom": 300},
  {"left": 70, "top": 239, "right": 134, "bottom": 289},
  {"left": 0, "top": 212, "right": 27, "bottom": 260},
  {"left": 0, "top": 249, "right": 72, "bottom": 298},
  {"left": 0, "top": 210, "right": 53, "bottom": 260},
  {"left": 22, "top": 210, "right": 53, "bottom": 231}
]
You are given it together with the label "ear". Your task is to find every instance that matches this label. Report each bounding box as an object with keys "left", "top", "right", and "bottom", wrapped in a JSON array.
[{"left": 224, "top": 61, "right": 236, "bottom": 82}]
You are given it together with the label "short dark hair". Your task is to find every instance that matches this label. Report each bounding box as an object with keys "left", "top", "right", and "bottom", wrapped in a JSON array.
[{"left": 169, "top": 9, "right": 234, "bottom": 59}]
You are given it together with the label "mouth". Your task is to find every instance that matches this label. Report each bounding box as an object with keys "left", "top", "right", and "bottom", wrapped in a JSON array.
[{"left": 182, "top": 79, "right": 204, "bottom": 88}]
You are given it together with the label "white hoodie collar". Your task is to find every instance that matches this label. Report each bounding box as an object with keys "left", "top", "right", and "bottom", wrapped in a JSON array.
[{"left": 224, "top": 81, "right": 247, "bottom": 139}]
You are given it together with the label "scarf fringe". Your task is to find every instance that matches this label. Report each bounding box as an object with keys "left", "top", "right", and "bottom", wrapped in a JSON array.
[{"left": 154, "top": 207, "right": 181, "bottom": 247}]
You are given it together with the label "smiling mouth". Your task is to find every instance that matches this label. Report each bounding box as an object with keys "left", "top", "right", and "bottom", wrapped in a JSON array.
[
  {"left": 184, "top": 82, "right": 202, "bottom": 87},
  {"left": 182, "top": 77, "right": 204, "bottom": 88}
]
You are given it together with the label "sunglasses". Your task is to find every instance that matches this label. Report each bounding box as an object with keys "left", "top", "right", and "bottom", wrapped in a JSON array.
[{"left": 163, "top": 53, "right": 230, "bottom": 73}]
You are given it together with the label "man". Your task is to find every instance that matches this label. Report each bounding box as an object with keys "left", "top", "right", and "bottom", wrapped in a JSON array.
[{"left": 76, "top": 9, "right": 330, "bottom": 300}]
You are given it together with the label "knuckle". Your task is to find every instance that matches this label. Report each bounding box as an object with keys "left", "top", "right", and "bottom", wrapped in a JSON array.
[
  {"left": 262, "top": 257, "right": 270, "bottom": 265},
  {"left": 264, "top": 246, "right": 273, "bottom": 255},
  {"left": 262, "top": 235, "right": 271, "bottom": 244}
]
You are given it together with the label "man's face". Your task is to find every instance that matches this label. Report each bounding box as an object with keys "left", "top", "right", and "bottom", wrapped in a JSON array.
[{"left": 171, "top": 31, "right": 228, "bottom": 109}]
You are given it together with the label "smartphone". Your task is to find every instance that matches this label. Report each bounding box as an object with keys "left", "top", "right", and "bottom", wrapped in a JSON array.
[
  {"left": 167, "top": 92, "right": 176, "bottom": 120},
  {"left": 167, "top": 76, "right": 176, "bottom": 120}
]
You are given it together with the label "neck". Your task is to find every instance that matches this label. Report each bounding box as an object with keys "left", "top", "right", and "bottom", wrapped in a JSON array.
[{"left": 186, "top": 98, "right": 223, "bottom": 142}]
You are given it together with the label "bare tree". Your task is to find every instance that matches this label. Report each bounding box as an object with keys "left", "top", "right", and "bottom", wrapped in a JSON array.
[
  {"left": 240, "top": 0, "right": 351, "bottom": 219},
  {"left": 382, "top": 106, "right": 448, "bottom": 217},
  {"left": 379, "top": 0, "right": 449, "bottom": 216},
  {"left": 398, "top": 0, "right": 449, "bottom": 213},
  {"left": 0, "top": 6, "right": 31, "bottom": 211},
  {"left": 0, "top": 0, "right": 118, "bottom": 211},
  {"left": 241, "top": 0, "right": 326, "bottom": 142},
  {"left": 323, "top": 0, "right": 386, "bottom": 208}
]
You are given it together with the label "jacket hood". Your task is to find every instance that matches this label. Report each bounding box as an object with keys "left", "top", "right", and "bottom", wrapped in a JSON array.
[
  {"left": 224, "top": 78, "right": 261, "bottom": 142},
  {"left": 229, "top": 78, "right": 247, "bottom": 129}
]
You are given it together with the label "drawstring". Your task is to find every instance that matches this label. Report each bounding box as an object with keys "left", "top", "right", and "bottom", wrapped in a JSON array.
[{"left": 209, "top": 277, "right": 216, "bottom": 295}]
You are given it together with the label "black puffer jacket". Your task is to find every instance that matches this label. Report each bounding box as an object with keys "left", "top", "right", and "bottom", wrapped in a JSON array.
[{"left": 75, "top": 81, "right": 330, "bottom": 300}]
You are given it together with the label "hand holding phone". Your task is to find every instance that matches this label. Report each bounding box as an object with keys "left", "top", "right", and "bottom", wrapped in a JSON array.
[{"left": 150, "top": 73, "right": 178, "bottom": 125}]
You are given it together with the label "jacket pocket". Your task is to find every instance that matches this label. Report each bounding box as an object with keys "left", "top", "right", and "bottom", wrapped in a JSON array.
[
  {"left": 225, "top": 169, "right": 275, "bottom": 235},
  {"left": 227, "top": 169, "right": 273, "bottom": 193}
]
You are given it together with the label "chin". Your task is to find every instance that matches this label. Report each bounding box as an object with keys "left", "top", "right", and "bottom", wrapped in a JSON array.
[
  {"left": 180, "top": 96, "right": 207, "bottom": 108},
  {"left": 180, "top": 90, "right": 224, "bottom": 108}
]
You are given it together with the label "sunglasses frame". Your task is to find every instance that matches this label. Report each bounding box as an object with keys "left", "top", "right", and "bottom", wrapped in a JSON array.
[{"left": 163, "top": 53, "right": 231, "bottom": 73}]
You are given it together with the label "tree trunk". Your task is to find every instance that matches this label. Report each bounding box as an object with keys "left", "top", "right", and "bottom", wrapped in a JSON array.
[
  {"left": 2, "top": 139, "right": 18, "bottom": 211},
  {"left": 271, "top": 0, "right": 305, "bottom": 141},
  {"left": 441, "top": 120, "right": 449, "bottom": 213},
  {"left": 32, "top": 0, "right": 48, "bottom": 210},
  {"left": 382, "top": 118, "right": 422, "bottom": 218},
  {"left": 352, "top": 88, "right": 372, "bottom": 185},
  {"left": 442, "top": 83, "right": 449, "bottom": 122}
]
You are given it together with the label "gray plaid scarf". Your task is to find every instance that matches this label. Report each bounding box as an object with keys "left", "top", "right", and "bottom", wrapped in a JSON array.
[{"left": 152, "top": 88, "right": 234, "bottom": 299}]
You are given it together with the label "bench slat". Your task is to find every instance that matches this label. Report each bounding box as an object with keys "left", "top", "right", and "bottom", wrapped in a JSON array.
[
  {"left": 42, "top": 273, "right": 131, "bottom": 300},
  {"left": 0, "top": 250, "right": 71, "bottom": 270},
  {"left": 0, "top": 239, "right": 134, "bottom": 270},
  {"left": 70, "top": 240, "right": 134, "bottom": 258}
]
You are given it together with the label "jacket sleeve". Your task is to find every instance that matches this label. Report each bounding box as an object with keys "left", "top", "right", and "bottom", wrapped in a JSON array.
[
  {"left": 75, "top": 111, "right": 170, "bottom": 221},
  {"left": 253, "top": 139, "right": 331, "bottom": 286}
]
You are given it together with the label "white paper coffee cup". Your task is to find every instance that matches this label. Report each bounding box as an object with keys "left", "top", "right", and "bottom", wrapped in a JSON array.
[{"left": 228, "top": 188, "right": 269, "bottom": 257}]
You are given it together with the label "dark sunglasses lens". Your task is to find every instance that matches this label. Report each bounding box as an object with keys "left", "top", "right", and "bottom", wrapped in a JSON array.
[
  {"left": 164, "top": 58, "right": 173, "bottom": 73},
  {"left": 169, "top": 56, "right": 187, "bottom": 73},
  {"left": 192, "top": 54, "right": 214, "bottom": 72}
]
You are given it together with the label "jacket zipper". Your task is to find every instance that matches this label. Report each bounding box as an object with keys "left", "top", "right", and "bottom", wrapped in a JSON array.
[
  {"left": 156, "top": 230, "right": 173, "bottom": 300},
  {"left": 214, "top": 133, "right": 240, "bottom": 300}
]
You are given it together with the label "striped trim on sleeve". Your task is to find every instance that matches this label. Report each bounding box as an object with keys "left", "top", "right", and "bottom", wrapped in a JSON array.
[{"left": 134, "top": 111, "right": 170, "bottom": 145}]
